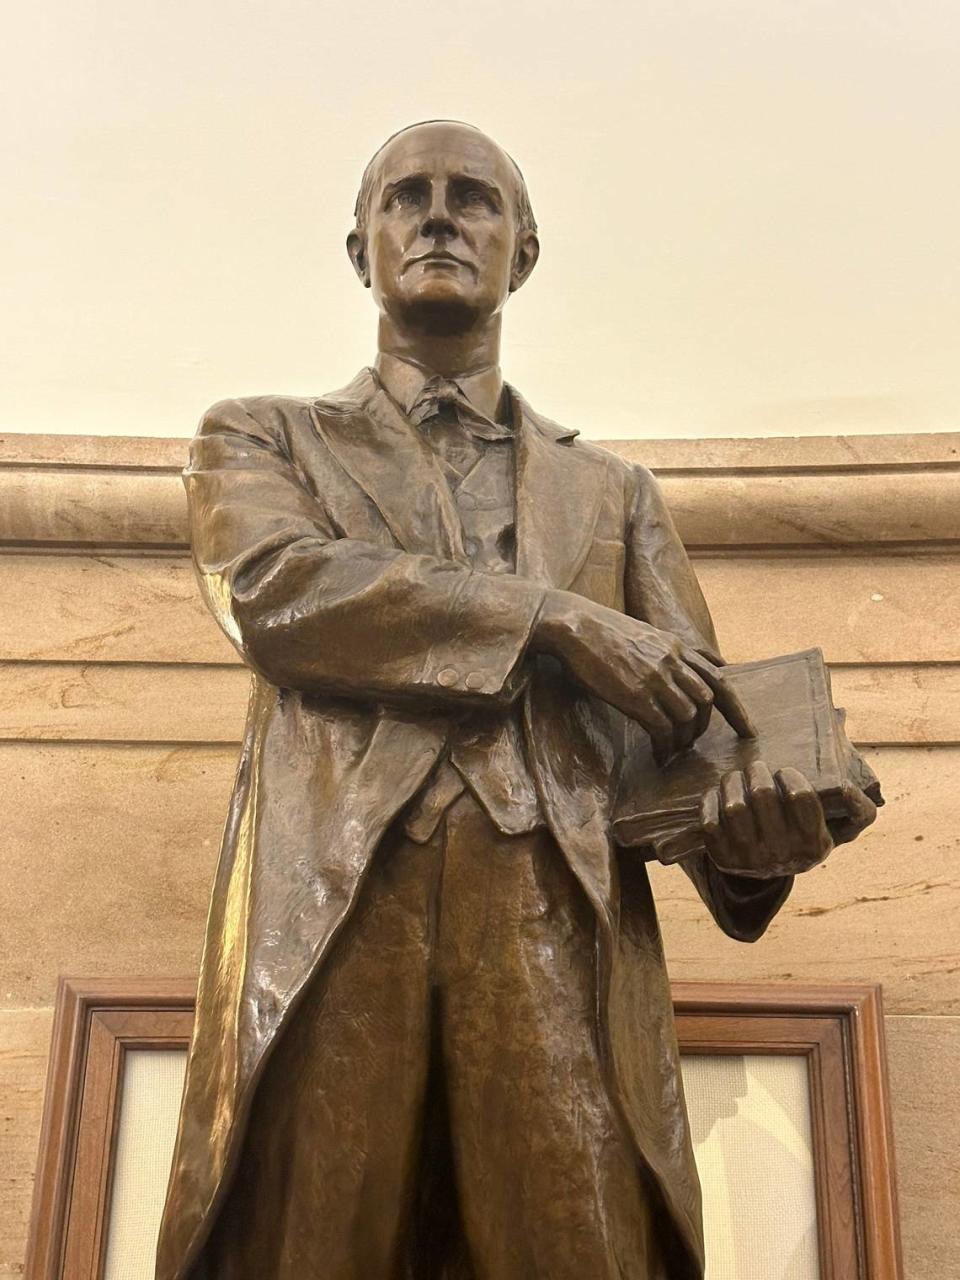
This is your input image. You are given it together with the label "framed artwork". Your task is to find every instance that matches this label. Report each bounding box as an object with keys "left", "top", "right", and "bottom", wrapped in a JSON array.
[{"left": 24, "top": 980, "right": 902, "bottom": 1280}]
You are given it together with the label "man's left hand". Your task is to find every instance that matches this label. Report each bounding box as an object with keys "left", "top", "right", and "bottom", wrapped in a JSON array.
[{"left": 699, "top": 761, "right": 878, "bottom": 879}]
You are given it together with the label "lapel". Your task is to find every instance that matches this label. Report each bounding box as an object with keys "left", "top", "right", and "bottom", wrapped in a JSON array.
[
  {"left": 512, "top": 388, "right": 611, "bottom": 589},
  {"left": 310, "top": 370, "right": 610, "bottom": 590},
  {"left": 309, "top": 368, "right": 466, "bottom": 561}
]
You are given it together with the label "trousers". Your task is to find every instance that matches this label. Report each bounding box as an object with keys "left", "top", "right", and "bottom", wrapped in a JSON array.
[{"left": 202, "top": 791, "right": 669, "bottom": 1278}]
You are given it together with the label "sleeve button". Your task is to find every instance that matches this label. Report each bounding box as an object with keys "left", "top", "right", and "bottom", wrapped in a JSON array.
[
  {"left": 437, "top": 667, "right": 459, "bottom": 687},
  {"left": 464, "top": 671, "right": 487, "bottom": 691}
]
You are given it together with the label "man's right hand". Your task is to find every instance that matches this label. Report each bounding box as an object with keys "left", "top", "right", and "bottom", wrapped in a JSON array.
[{"left": 533, "top": 590, "right": 755, "bottom": 765}]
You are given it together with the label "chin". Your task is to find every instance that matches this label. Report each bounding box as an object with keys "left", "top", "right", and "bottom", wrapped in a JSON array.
[{"left": 393, "top": 289, "right": 487, "bottom": 336}]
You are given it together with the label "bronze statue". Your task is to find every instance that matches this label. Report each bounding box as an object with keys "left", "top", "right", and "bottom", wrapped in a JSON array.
[{"left": 156, "top": 120, "right": 879, "bottom": 1279}]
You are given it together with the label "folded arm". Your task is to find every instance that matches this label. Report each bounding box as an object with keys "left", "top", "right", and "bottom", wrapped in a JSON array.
[
  {"left": 530, "top": 460, "right": 755, "bottom": 763},
  {"left": 185, "top": 399, "right": 546, "bottom": 708}
]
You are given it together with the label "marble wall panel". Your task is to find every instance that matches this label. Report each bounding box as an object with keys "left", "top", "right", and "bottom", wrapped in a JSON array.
[
  {"left": 4, "top": 741, "right": 956, "bottom": 1015},
  {"left": 0, "top": 471, "right": 184, "bottom": 549},
  {"left": 4, "top": 431, "right": 959, "bottom": 552},
  {"left": 3, "top": 551, "right": 959, "bottom": 667},
  {"left": 0, "top": 660, "right": 956, "bottom": 746},
  {"left": 886, "top": 1015, "right": 960, "bottom": 1279},
  {"left": 3, "top": 743, "right": 230, "bottom": 1006},
  {"left": 0, "top": 554, "right": 234, "bottom": 664},
  {"left": 650, "top": 746, "right": 960, "bottom": 1016},
  {"left": 696, "top": 553, "right": 960, "bottom": 666},
  {"left": 0, "top": 661, "right": 248, "bottom": 743},
  {"left": 606, "top": 431, "right": 960, "bottom": 470},
  {"left": 6, "top": 427, "right": 958, "bottom": 470},
  {"left": 0, "top": 1009, "right": 52, "bottom": 1278}
]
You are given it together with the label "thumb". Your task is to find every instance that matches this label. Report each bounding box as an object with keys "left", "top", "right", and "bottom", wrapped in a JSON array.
[{"left": 839, "top": 782, "right": 878, "bottom": 831}]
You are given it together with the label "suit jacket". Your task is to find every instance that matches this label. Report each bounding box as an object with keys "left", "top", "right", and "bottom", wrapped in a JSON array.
[{"left": 156, "top": 369, "right": 792, "bottom": 1280}]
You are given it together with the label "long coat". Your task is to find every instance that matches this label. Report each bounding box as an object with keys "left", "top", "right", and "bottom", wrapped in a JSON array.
[{"left": 156, "top": 370, "right": 792, "bottom": 1280}]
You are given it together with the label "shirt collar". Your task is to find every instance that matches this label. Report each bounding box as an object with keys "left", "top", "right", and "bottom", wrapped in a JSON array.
[{"left": 374, "top": 352, "right": 509, "bottom": 427}]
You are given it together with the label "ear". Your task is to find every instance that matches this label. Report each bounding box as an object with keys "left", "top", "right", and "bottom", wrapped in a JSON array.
[
  {"left": 509, "top": 230, "right": 540, "bottom": 293},
  {"left": 346, "top": 229, "right": 371, "bottom": 288}
]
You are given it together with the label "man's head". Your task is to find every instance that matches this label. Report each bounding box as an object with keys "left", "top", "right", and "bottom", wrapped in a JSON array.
[{"left": 347, "top": 121, "right": 540, "bottom": 334}]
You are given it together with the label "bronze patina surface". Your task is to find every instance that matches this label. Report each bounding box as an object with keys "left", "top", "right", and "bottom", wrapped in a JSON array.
[{"left": 156, "top": 121, "right": 879, "bottom": 1279}]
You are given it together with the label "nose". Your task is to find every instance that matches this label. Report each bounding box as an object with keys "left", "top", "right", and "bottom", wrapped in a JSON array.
[{"left": 420, "top": 186, "right": 458, "bottom": 241}]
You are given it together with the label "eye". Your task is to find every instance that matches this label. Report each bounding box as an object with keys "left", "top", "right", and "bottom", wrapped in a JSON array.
[
  {"left": 389, "top": 187, "right": 422, "bottom": 210},
  {"left": 460, "top": 187, "right": 491, "bottom": 208}
]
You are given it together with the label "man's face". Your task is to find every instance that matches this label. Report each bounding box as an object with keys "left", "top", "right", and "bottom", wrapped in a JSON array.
[{"left": 349, "top": 123, "right": 538, "bottom": 333}]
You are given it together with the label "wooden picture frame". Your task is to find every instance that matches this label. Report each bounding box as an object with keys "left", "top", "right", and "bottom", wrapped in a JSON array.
[
  {"left": 25, "top": 980, "right": 902, "bottom": 1279},
  {"left": 673, "top": 983, "right": 902, "bottom": 1279}
]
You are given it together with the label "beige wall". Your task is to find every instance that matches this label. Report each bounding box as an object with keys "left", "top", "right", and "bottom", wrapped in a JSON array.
[
  {"left": 3, "top": 2, "right": 960, "bottom": 441},
  {"left": 2, "top": 429, "right": 958, "bottom": 1276}
]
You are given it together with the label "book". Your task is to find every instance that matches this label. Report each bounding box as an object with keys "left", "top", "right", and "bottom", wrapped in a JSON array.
[{"left": 612, "top": 647, "right": 883, "bottom": 865}]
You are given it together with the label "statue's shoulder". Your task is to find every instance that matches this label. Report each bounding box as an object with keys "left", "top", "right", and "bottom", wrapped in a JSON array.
[
  {"left": 514, "top": 392, "right": 632, "bottom": 475},
  {"left": 569, "top": 436, "right": 634, "bottom": 475},
  {"left": 198, "top": 392, "right": 316, "bottom": 431},
  {"left": 197, "top": 384, "right": 371, "bottom": 454}
]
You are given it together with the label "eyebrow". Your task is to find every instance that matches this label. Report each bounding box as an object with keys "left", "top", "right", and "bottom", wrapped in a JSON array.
[
  {"left": 380, "top": 172, "right": 505, "bottom": 205},
  {"left": 451, "top": 174, "right": 504, "bottom": 205},
  {"left": 382, "top": 172, "right": 428, "bottom": 198}
]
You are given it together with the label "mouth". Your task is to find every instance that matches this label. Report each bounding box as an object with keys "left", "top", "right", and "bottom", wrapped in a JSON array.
[{"left": 404, "top": 251, "right": 476, "bottom": 276}]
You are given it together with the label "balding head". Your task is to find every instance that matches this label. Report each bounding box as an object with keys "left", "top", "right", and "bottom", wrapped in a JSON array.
[
  {"left": 346, "top": 119, "right": 541, "bottom": 335},
  {"left": 353, "top": 120, "right": 537, "bottom": 238}
]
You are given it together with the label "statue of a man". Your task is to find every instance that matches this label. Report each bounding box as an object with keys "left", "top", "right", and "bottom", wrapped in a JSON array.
[{"left": 157, "top": 120, "right": 877, "bottom": 1279}]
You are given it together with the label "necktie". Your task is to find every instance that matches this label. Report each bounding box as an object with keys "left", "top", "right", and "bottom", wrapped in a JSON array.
[{"left": 408, "top": 376, "right": 511, "bottom": 441}]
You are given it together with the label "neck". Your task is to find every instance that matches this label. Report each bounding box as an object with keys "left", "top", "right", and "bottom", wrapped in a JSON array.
[{"left": 376, "top": 312, "right": 502, "bottom": 382}]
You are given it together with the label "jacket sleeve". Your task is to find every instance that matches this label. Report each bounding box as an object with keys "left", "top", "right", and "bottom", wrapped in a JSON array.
[
  {"left": 184, "top": 398, "right": 546, "bottom": 708},
  {"left": 624, "top": 464, "right": 793, "bottom": 941}
]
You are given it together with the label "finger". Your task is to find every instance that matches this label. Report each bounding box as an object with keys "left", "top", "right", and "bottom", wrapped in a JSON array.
[
  {"left": 745, "top": 760, "right": 790, "bottom": 851},
  {"left": 673, "top": 665, "right": 715, "bottom": 740},
  {"left": 699, "top": 786, "right": 726, "bottom": 863},
  {"left": 776, "top": 768, "right": 829, "bottom": 842},
  {"left": 828, "top": 782, "right": 880, "bottom": 847},
  {"left": 711, "top": 678, "right": 757, "bottom": 741},
  {"left": 840, "top": 782, "right": 878, "bottom": 831},
  {"left": 669, "top": 700, "right": 700, "bottom": 753},
  {"left": 681, "top": 653, "right": 757, "bottom": 740},
  {"left": 719, "top": 769, "right": 761, "bottom": 857},
  {"left": 634, "top": 703, "right": 675, "bottom": 768},
  {"left": 652, "top": 678, "right": 700, "bottom": 752}
]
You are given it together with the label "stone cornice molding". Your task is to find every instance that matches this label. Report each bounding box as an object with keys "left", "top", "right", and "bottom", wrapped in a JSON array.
[{"left": 2, "top": 432, "right": 958, "bottom": 552}]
